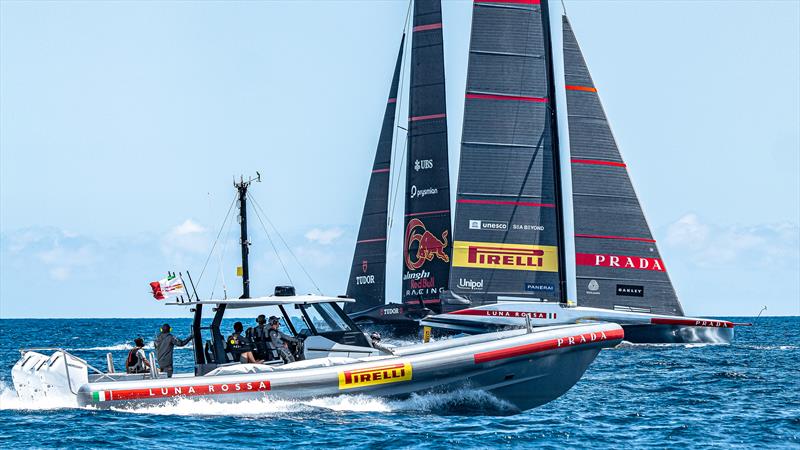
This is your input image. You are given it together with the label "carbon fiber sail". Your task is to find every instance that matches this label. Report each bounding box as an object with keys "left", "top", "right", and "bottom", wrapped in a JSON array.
[
  {"left": 563, "top": 16, "right": 684, "bottom": 316},
  {"left": 345, "top": 36, "right": 405, "bottom": 314},
  {"left": 402, "top": 0, "right": 453, "bottom": 312},
  {"left": 448, "top": 0, "right": 566, "bottom": 307}
]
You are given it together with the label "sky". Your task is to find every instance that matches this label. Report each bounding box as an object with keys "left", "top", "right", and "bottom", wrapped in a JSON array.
[{"left": 1, "top": 0, "right": 798, "bottom": 318}]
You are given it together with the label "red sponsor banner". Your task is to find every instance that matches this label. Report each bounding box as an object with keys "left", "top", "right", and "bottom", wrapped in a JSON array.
[
  {"left": 651, "top": 318, "right": 734, "bottom": 328},
  {"left": 473, "top": 328, "right": 624, "bottom": 364},
  {"left": 104, "top": 380, "right": 271, "bottom": 401},
  {"left": 576, "top": 253, "right": 665, "bottom": 272}
]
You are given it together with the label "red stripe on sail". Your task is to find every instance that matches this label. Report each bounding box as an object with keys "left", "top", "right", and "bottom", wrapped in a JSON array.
[
  {"left": 474, "top": 328, "right": 624, "bottom": 364},
  {"left": 571, "top": 158, "right": 626, "bottom": 168},
  {"left": 651, "top": 318, "right": 734, "bottom": 328},
  {"left": 566, "top": 85, "right": 597, "bottom": 92},
  {"left": 466, "top": 93, "right": 548, "bottom": 103},
  {"left": 575, "top": 233, "right": 656, "bottom": 243},
  {"left": 409, "top": 113, "right": 446, "bottom": 122},
  {"left": 356, "top": 238, "right": 387, "bottom": 244},
  {"left": 413, "top": 23, "right": 442, "bottom": 32},
  {"left": 387, "top": 98, "right": 397, "bottom": 104},
  {"left": 474, "top": 0, "right": 540, "bottom": 4},
  {"left": 372, "top": 168, "right": 390, "bottom": 174},
  {"left": 457, "top": 199, "right": 555, "bottom": 208},
  {"left": 405, "top": 209, "right": 450, "bottom": 217}
]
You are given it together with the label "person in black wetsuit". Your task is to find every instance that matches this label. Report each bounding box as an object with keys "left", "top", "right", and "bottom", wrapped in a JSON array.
[
  {"left": 247, "top": 314, "right": 271, "bottom": 361},
  {"left": 267, "top": 316, "right": 300, "bottom": 363},
  {"left": 226, "top": 321, "right": 260, "bottom": 364}
]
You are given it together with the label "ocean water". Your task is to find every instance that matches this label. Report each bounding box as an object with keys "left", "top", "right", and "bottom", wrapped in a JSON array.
[{"left": 0, "top": 317, "right": 797, "bottom": 449}]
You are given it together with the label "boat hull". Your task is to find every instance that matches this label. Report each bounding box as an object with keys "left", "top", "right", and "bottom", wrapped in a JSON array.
[
  {"left": 422, "top": 303, "right": 735, "bottom": 344},
  {"left": 21, "top": 323, "right": 624, "bottom": 412}
]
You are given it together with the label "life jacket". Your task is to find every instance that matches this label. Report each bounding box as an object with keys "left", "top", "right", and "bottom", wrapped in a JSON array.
[
  {"left": 249, "top": 325, "right": 270, "bottom": 359},
  {"left": 126, "top": 348, "right": 139, "bottom": 369}
]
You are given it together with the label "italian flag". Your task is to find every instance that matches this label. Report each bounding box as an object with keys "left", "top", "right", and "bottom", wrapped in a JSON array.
[
  {"left": 92, "top": 391, "right": 108, "bottom": 402},
  {"left": 149, "top": 274, "right": 185, "bottom": 300}
]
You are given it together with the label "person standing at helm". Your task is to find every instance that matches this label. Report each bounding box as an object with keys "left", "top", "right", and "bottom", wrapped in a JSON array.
[
  {"left": 153, "top": 323, "right": 192, "bottom": 378},
  {"left": 267, "top": 316, "right": 300, "bottom": 363},
  {"left": 248, "top": 314, "right": 270, "bottom": 361}
]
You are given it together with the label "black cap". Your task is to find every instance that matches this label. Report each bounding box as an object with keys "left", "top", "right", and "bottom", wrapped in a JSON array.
[
  {"left": 234, "top": 321, "right": 243, "bottom": 332},
  {"left": 256, "top": 314, "right": 266, "bottom": 324},
  {"left": 268, "top": 316, "right": 280, "bottom": 325},
  {"left": 161, "top": 323, "right": 171, "bottom": 333},
  {"left": 134, "top": 337, "right": 145, "bottom": 347}
]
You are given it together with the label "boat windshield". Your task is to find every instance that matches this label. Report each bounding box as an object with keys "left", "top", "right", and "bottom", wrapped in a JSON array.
[{"left": 300, "top": 303, "right": 353, "bottom": 333}]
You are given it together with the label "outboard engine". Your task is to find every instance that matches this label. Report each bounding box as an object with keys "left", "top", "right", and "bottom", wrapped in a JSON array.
[{"left": 12, "top": 351, "right": 88, "bottom": 405}]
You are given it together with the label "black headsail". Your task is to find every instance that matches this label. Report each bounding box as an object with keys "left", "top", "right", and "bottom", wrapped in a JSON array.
[
  {"left": 563, "top": 16, "right": 684, "bottom": 316},
  {"left": 402, "top": 0, "right": 452, "bottom": 312},
  {"left": 345, "top": 36, "right": 405, "bottom": 314},
  {"left": 448, "top": 0, "right": 566, "bottom": 308}
]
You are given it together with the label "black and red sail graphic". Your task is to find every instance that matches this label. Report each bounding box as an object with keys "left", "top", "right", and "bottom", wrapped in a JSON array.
[
  {"left": 563, "top": 16, "right": 683, "bottom": 316},
  {"left": 402, "top": 0, "right": 452, "bottom": 310},
  {"left": 448, "top": 0, "right": 565, "bottom": 307},
  {"left": 345, "top": 36, "right": 405, "bottom": 313}
]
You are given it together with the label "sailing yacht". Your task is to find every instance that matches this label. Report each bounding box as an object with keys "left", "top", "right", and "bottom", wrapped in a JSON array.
[{"left": 345, "top": 0, "right": 743, "bottom": 343}]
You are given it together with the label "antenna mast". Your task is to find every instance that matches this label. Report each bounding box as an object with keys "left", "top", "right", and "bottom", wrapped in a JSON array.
[{"left": 234, "top": 172, "right": 261, "bottom": 298}]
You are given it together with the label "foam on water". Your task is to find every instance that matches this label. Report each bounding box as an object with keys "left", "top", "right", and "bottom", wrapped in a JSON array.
[{"left": 0, "top": 381, "right": 77, "bottom": 411}]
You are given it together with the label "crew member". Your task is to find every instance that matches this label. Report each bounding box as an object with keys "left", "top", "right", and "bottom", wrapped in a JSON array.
[
  {"left": 153, "top": 323, "right": 192, "bottom": 378},
  {"left": 125, "top": 337, "right": 151, "bottom": 374},
  {"left": 370, "top": 332, "right": 394, "bottom": 355},
  {"left": 247, "top": 314, "right": 270, "bottom": 360},
  {"left": 227, "top": 321, "right": 260, "bottom": 364},
  {"left": 267, "top": 316, "right": 300, "bottom": 363}
]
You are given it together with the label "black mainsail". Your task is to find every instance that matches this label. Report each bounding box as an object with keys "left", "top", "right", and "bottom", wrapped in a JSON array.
[
  {"left": 448, "top": 0, "right": 565, "bottom": 307},
  {"left": 402, "top": 0, "right": 452, "bottom": 311},
  {"left": 345, "top": 36, "right": 405, "bottom": 314},
  {"left": 563, "top": 16, "right": 684, "bottom": 316}
]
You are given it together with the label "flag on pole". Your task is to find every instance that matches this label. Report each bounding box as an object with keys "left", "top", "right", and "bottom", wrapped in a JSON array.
[{"left": 149, "top": 274, "right": 186, "bottom": 300}]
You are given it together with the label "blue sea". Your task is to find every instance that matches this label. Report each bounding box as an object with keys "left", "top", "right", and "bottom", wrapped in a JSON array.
[{"left": 0, "top": 317, "right": 798, "bottom": 449}]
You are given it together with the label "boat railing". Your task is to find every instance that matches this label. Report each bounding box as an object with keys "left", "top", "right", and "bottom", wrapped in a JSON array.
[{"left": 18, "top": 347, "right": 111, "bottom": 394}]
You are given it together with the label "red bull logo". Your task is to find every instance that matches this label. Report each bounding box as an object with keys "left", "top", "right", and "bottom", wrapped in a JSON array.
[{"left": 405, "top": 218, "right": 449, "bottom": 270}]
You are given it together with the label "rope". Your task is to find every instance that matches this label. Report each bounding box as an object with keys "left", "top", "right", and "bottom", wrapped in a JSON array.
[
  {"left": 248, "top": 193, "right": 323, "bottom": 294},
  {"left": 209, "top": 207, "right": 237, "bottom": 300},
  {"left": 246, "top": 193, "right": 295, "bottom": 287},
  {"left": 196, "top": 193, "right": 237, "bottom": 290}
]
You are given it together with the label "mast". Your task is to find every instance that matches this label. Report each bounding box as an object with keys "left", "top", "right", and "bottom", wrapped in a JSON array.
[
  {"left": 235, "top": 173, "right": 261, "bottom": 299},
  {"left": 541, "top": 0, "right": 568, "bottom": 304}
]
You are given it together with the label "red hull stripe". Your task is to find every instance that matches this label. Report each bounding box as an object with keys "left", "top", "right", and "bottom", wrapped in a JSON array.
[
  {"left": 651, "top": 318, "right": 734, "bottom": 328},
  {"left": 387, "top": 98, "right": 397, "bottom": 103},
  {"left": 356, "top": 237, "right": 387, "bottom": 244},
  {"left": 457, "top": 198, "right": 555, "bottom": 208},
  {"left": 409, "top": 113, "right": 446, "bottom": 122},
  {"left": 575, "top": 233, "right": 656, "bottom": 243},
  {"left": 566, "top": 85, "right": 597, "bottom": 92},
  {"left": 474, "top": 328, "right": 624, "bottom": 364},
  {"left": 405, "top": 209, "right": 450, "bottom": 217},
  {"left": 372, "top": 168, "right": 390, "bottom": 174},
  {"left": 413, "top": 23, "right": 442, "bottom": 32},
  {"left": 466, "top": 93, "right": 548, "bottom": 103},
  {"left": 101, "top": 380, "right": 271, "bottom": 402},
  {"left": 571, "top": 158, "right": 626, "bottom": 168},
  {"left": 475, "top": 0, "right": 540, "bottom": 4}
]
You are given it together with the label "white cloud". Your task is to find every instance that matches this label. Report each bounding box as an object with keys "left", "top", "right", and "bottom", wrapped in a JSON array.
[
  {"left": 304, "top": 227, "right": 344, "bottom": 245},
  {"left": 665, "top": 214, "right": 799, "bottom": 268},
  {"left": 161, "top": 219, "right": 210, "bottom": 262}
]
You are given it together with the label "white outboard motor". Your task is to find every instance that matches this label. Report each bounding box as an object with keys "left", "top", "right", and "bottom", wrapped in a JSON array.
[{"left": 12, "top": 350, "right": 88, "bottom": 405}]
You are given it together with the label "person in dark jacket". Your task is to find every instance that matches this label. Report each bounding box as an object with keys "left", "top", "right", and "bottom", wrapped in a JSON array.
[
  {"left": 125, "top": 337, "right": 151, "bottom": 374},
  {"left": 153, "top": 323, "right": 192, "bottom": 378},
  {"left": 226, "top": 321, "right": 260, "bottom": 363},
  {"left": 267, "top": 316, "right": 300, "bottom": 363}
]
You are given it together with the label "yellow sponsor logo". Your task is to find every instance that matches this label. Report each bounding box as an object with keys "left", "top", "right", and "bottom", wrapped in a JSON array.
[
  {"left": 338, "top": 362, "right": 412, "bottom": 390},
  {"left": 452, "top": 241, "right": 558, "bottom": 272}
]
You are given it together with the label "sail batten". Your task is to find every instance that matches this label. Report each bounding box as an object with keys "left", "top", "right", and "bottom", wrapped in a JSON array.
[
  {"left": 344, "top": 36, "right": 406, "bottom": 314},
  {"left": 563, "top": 15, "right": 684, "bottom": 316}
]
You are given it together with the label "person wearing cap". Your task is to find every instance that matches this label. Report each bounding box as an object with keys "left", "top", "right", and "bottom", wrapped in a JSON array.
[
  {"left": 267, "top": 316, "right": 300, "bottom": 363},
  {"left": 153, "top": 323, "right": 192, "bottom": 378},
  {"left": 226, "top": 321, "right": 261, "bottom": 364},
  {"left": 370, "top": 332, "right": 394, "bottom": 355},
  {"left": 125, "top": 337, "right": 151, "bottom": 374}
]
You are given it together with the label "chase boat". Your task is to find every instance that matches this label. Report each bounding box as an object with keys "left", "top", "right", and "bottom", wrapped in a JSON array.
[{"left": 12, "top": 293, "right": 623, "bottom": 412}]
